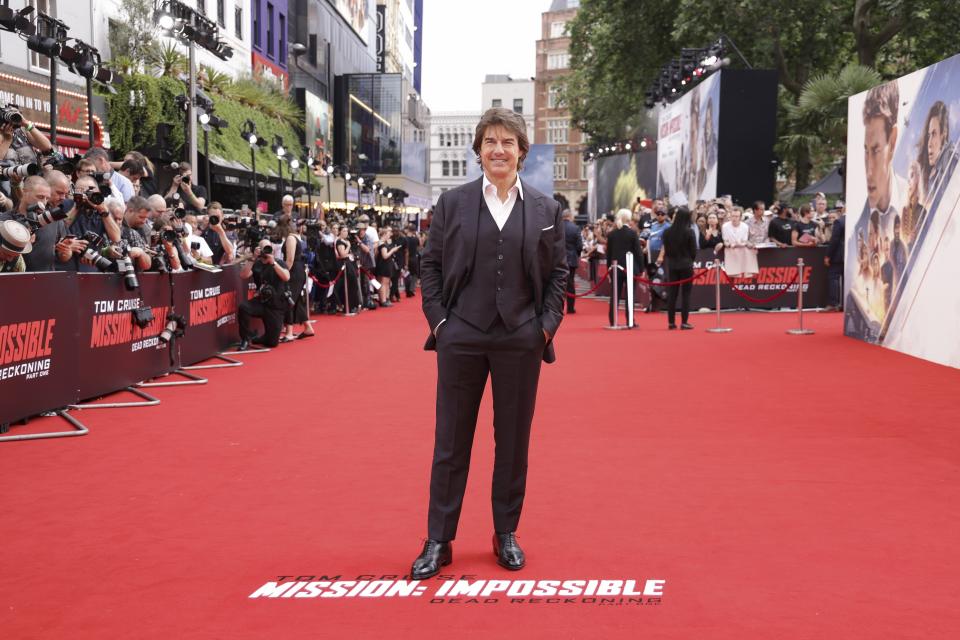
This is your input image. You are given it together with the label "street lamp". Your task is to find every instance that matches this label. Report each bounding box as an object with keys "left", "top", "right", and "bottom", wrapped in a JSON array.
[
  {"left": 272, "top": 135, "right": 286, "bottom": 199},
  {"left": 241, "top": 119, "right": 265, "bottom": 209}
]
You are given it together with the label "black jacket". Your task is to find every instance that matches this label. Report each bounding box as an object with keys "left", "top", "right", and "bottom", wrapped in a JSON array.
[
  {"left": 421, "top": 177, "right": 568, "bottom": 363},
  {"left": 563, "top": 219, "right": 583, "bottom": 268},
  {"left": 605, "top": 226, "right": 643, "bottom": 274},
  {"left": 662, "top": 226, "right": 698, "bottom": 271},
  {"left": 826, "top": 215, "right": 845, "bottom": 265}
]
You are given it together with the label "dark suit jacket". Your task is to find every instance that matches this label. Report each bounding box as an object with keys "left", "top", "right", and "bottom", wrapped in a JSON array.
[
  {"left": 421, "top": 177, "right": 568, "bottom": 363},
  {"left": 826, "top": 215, "right": 845, "bottom": 266},
  {"left": 605, "top": 226, "right": 643, "bottom": 274},
  {"left": 563, "top": 219, "right": 583, "bottom": 268}
]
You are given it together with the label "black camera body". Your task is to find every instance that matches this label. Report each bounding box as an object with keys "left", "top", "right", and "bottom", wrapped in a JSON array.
[
  {"left": 80, "top": 231, "right": 115, "bottom": 272},
  {"left": 0, "top": 104, "right": 23, "bottom": 127}
]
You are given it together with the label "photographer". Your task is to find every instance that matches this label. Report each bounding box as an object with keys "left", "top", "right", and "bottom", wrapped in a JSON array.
[
  {"left": 238, "top": 238, "right": 291, "bottom": 350},
  {"left": 84, "top": 147, "right": 132, "bottom": 202},
  {"left": 199, "top": 202, "right": 235, "bottom": 265},
  {"left": 119, "top": 196, "right": 154, "bottom": 271},
  {"left": 146, "top": 212, "right": 185, "bottom": 272},
  {"left": 1, "top": 109, "right": 53, "bottom": 168},
  {"left": 0, "top": 219, "right": 31, "bottom": 272},
  {"left": 356, "top": 214, "right": 377, "bottom": 309},
  {"left": 182, "top": 214, "right": 214, "bottom": 265},
  {"left": 118, "top": 157, "right": 147, "bottom": 197},
  {"left": 0, "top": 175, "right": 72, "bottom": 272},
  {"left": 165, "top": 161, "right": 206, "bottom": 214},
  {"left": 64, "top": 175, "right": 122, "bottom": 271}
]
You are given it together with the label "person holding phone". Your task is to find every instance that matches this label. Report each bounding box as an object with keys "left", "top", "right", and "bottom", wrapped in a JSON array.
[{"left": 165, "top": 161, "right": 207, "bottom": 214}]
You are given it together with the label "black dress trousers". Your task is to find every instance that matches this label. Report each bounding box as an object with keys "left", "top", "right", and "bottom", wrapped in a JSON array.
[{"left": 427, "top": 312, "right": 545, "bottom": 542}]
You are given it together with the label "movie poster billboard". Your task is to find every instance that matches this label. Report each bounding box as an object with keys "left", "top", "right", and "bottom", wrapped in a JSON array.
[
  {"left": 465, "top": 144, "right": 555, "bottom": 196},
  {"left": 845, "top": 54, "right": 960, "bottom": 368},
  {"left": 657, "top": 72, "right": 721, "bottom": 204},
  {"left": 594, "top": 151, "right": 657, "bottom": 216},
  {"left": 333, "top": 0, "right": 372, "bottom": 44},
  {"left": 304, "top": 91, "right": 334, "bottom": 159}
]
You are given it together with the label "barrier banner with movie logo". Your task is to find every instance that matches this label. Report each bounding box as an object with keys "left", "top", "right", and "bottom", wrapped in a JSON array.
[
  {"left": 176, "top": 266, "right": 242, "bottom": 365},
  {"left": 0, "top": 272, "right": 79, "bottom": 424},
  {"left": 76, "top": 273, "right": 172, "bottom": 401}
]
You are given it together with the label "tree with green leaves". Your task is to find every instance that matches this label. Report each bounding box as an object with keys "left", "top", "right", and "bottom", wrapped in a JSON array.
[{"left": 106, "top": 0, "right": 157, "bottom": 65}]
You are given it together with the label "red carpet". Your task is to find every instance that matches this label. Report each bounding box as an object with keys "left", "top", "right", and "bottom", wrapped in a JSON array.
[{"left": 3, "top": 297, "right": 960, "bottom": 638}]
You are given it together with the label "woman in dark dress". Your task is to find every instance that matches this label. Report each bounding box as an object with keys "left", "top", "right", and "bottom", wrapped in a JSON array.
[
  {"left": 334, "top": 225, "right": 360, "bottom": 313},
  {"left": 658, "top": 206, "right": 698, "bottom": 330},
  {"left": 280, "top": 216, "right": 315, "bottom": 340},
  {"left": 701, "top": 211, "right": 723, "bottom": 251},
  {"left": 375, "top": 226, "right": 400, "bottom": 307}
]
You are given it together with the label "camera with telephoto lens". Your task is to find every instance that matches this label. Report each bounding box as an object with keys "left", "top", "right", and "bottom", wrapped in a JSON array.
[
  {"left": 80, "top": 231, "right": 115, "bottom": 272},
  {"left": 260, "top": 244, "right": 273, "bottom": 256},
  {"left": 0, "top": 162, "right": 40, "bottom": 180},
  {"left": 23, "top": 202, "right": 70, "bottom": 233},
  {"left": 114, "top": 244, "right": 139, "bottom": 291},
  {"left": 208, "top": 214, "right": 220, "bottom": 226},
  {"left": 75, "top": 188, "right": 106, "bottom": 209},
  {"left": 161, "top": 229, "right": 178, "bottom": 243},
  {"left": 158, "top": 312, "right": 186, "bottom": 344},
  {"left": 1, "top": 104, "right": 23, "bottom": 127}
]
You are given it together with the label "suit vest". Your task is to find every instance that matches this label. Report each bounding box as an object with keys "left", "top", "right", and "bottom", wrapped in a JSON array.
[{"left": 452, "top": 196, "right": 536, "bottom": 331}]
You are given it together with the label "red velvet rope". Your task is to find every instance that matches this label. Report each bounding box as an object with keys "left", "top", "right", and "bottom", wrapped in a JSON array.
[
  {"left": 632, "top": 267, "right": 710, "bottom": 287},
  {"left": 720, "top": 269, "right": 799, "bottom": 303},
  {"left": 309, "top": 266, "right": 346, "bottom": 289},
  {"left": 564, "top": 269, "right": 612, "bottom": 298}
]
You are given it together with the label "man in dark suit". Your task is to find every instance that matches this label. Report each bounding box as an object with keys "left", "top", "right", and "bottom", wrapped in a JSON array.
[
  {"left": 411, "top": 108, "right": 568, "bottom": 579},
  {"left": 605, "top": 209, "right": 643, "bottom": 326},
  {"left": 563, "top": 209, "right": 583, "bottom": 313},
  {"left": 824, "top": 211, "right": 845, "bottom": 311}
]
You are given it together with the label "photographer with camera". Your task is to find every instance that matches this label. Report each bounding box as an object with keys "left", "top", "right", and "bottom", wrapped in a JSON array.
[
  {"left": 0, "top": 175, "right": 73, "bottom": 272},
  {"left": 356, "top": 214, "right": 378, "bottom": 310},
  {"left": 165, "top": 162, "right": 207, "bottom": 214},
  {"left": 118, "top": 157, "right": 147, "bottom": 198},
  {"left": 64, "top": 175, "right": 122, "bottom": 271},
  {"left": 83, "top": 147, "right": 132, "bottom": 203},
  {"left": 1, "top": 106, "right": 53, "bottom": 167},
  {"left": 118, "top": 196, "right": 154, "bottom": 271},
  {"left": 198, "top": 202, "right": 235, "bottom": 265},
  {"left": 238, "top": 238, "right": 291, "bottom": 350}
]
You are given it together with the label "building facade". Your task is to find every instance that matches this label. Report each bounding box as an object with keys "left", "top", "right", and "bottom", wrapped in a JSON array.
[
  {"left": 480, "top": 74, "right": 534, "bottom": 140},
  {"left": 428, "top": 112, "right": 479, "bottom": 203},
  {"left": 250, "top": 0, "right": 289, "bottom": 89},
  {"left": 534, "top": 0, "right": 587, "bottom": 213}
]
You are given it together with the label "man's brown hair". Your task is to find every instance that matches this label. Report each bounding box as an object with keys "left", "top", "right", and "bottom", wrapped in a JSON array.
[
  {"left": 472, "top": 107, "right": 530, "bottom": 171},
  {"left": 862, "top": 81, "right": 899, "bottom": 138}
]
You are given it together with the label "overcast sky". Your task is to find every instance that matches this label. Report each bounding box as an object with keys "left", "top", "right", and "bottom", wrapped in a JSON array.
[{"left": 420, "top": 0, "right": 546, "bottom": 113}]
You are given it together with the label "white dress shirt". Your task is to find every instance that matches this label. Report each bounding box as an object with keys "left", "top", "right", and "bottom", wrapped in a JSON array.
[{"left": 482, "top": 173, "right": 524, "bottom": 230}]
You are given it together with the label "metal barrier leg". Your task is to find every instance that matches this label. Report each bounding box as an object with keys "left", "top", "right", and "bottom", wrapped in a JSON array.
[
  {"left": 707, "top": 260, "right": 733, "bottom": 334},
  {"left": 787, "top": 258, "right": 815, "bottom": 335},
  {"left": 137, "top": 370, "right": 209, "bottom": 388},
  {"left": 0, "top": 410, "right": 89, "bottom": 443},
  {"left": 181, "top": 354, "right": 244, "bottom": 370},
  {"left": 69, "top": 386, "right": 161, "bottom": 410}
]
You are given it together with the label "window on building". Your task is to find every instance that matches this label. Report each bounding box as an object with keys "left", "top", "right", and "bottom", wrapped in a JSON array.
[
  {"left": 492, "top": 99, "right": 502, "bottom": 108},
  {"left": 547, "top": 119, "right": 569, "bottom": 144},
  {"left": 308, "top": 34, "right": 317, "bottom": 65},
  {"left": 438, "top": 132, "right": 444, "bottom": 147},
  {"left": 550, "top": 21, "right": 566, "bottom": 38},
  {"left": 581, "top": 158, "right": 590, "bottom": 181},
  {"left": 548, "top": 84, "right": 562, "bottom": 109},
  {"left": 235, "top": 4, "right": 243, "bottom": 39},
  {"left": 442, "top": 161, "right": 450, "bottom": 177},
  {"left": 217, "top": 0, "right": 225, "bottom": 26},
  {"left": 253, "top": 0, "right": 261, "bottom": 47},
  {"left": 461, "top": 160, "right": 467, "bottom": 175},
  {"left": 451, "top": 161, "right": 460, "bottom": 177},
  {"left": 547, "top": 52, "right": 570, "bottom": 70},
  {"left": 197, "top": 0, "right": 206, "bottom": 15},
  {"left": 554, "top": 155, "right": 568, "bottom": 181},
  {"left": 513, "top": 98, "right": 523, "bottom": 114},
  {"left": 27, "top": 0, "right": 56, "bottom": 73},
  {"left": 279, "top": 13, "right": 286, "bottom": 61},
  {"left": 266, "top": 3, "right": 275, "bottom": 56}
]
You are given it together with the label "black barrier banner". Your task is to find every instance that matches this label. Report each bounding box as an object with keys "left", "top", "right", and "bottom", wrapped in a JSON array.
[
  {"left": 689, "top": 246, "right": 828, "bottom": 310},
  {"left": 175, "top": 265, "right": 242, "bottom": 365},
  {"left": 0, "top": 272, "right": 79, "bottom": 424},
  {"left": 576, "top": 247, "right": 828, "bottom": 310},
  {"left": 76, "top": 273, "right": 172, "bottom": 401}
]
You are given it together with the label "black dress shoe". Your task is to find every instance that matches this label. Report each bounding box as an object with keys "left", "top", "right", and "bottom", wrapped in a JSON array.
[
  {"left": 411, "top": 539, "right": 452, "bottom": 580},
  {"left": 237, "top": 339, "right": 250, "bottom": 351},
  {"left": 493, "top": 532, "right": 525, "bottom": 570},
  {"left": 680, "top": 323, "right": 695, "bottom": 330},
  {"left": 668, "top": 324, "right": 677, "bottom": 330}
]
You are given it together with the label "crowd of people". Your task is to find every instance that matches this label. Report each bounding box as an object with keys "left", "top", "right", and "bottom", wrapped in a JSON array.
[{"left": 0, "top": 107, "right": 426, "bottom": 351}]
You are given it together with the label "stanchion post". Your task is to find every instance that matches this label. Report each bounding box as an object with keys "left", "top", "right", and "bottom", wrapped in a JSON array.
[
  {"left": 787, "top": 258, "right": 815, "bottom": 335},
  {"left": 604, "top": 260, "right": 619, "bottom": 329},
  {"left": 625, "top": 252, "right": 635, "bottom": 328},
  {"left": 707, "top": 259, "right": 732, "bottom": 333},
  {"left": 342, "top": 264, "right": 357, "bottom": 317}
]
